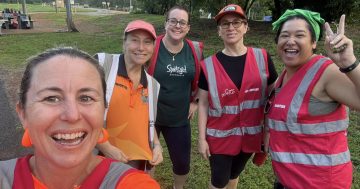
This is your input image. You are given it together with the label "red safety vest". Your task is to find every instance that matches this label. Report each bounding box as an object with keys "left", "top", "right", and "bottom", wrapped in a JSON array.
[
  {"left": 148, "top": 35, "right": 203, "bottom": 99},
  {"left": 1, "top": 155, "right": 135, "bottom": 189},
  {"left": 201, "top": 47, "right": 269, "bottom": 155},
  {"left": 267, "top": 55, "right": 352, "bottom": 189}
]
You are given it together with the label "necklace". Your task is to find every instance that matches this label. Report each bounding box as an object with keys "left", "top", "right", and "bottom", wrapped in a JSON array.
[
  {"left": 168, "top": 51, "right": 178, "bottom": 61},
  {"left": 163, "top": 38, "right": 183, "bottom": 61}
]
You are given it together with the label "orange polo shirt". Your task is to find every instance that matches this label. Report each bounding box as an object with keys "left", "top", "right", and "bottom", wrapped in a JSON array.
[{"left": 106, "top": 57, "right": 152, "bottom": 161}]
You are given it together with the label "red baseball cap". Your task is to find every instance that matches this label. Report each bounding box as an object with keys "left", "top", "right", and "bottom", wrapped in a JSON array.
[
  {"left": 215, "top": 4, "right": 247, "bottom": 22},
  {"left": 124, "top": 20, "right": 157, "bottom": 39}
]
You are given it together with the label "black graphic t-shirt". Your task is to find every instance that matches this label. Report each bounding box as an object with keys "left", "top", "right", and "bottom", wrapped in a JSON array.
[{"left": 154, "top": 41, "right": 195, "bottom": 127}]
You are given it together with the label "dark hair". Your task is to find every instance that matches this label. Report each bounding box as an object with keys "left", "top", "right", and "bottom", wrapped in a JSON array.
[
  {"left": 165, "top": 5, "right": 190, "bottom": 23},
  {"left": 18, "top": 47, "right": 107, "bottom": 109},
  {"left": 274, "top": 15, "right": 323, "bottom": 45}
]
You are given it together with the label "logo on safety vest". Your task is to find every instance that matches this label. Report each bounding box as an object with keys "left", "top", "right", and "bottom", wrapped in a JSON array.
[
  {"left": 274, "top": 104, "right": 286, "bottom": 109},
  {"left": 244, "top": 88, "right": 259, "bottom": 93},
  {"left": 221, "top": 88, "right": 236, "bottom": 98}
]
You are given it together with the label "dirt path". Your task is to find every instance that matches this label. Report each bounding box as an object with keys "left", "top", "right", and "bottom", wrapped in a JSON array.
[{"left": 0, "top": 69, "right": 32, "bottom": 160}]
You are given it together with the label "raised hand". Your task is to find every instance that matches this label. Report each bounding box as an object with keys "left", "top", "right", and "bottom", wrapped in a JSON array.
[{"left": 324, "top": 14, "right": 356, "bottom": 67}]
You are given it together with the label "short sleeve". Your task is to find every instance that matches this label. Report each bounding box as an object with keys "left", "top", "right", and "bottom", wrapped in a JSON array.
[{"left": 116, "top": 171, "right": 160, "bottom": 189}]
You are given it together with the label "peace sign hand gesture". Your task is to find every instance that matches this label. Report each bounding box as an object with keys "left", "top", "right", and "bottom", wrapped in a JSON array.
[{"left": 324, "top": 14, "right": 356, "bottom": 67}]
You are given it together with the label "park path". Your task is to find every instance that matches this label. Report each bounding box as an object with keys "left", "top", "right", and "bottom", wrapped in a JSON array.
[{"left": 0, "top": 77, "right": 31, "bottom": 160}]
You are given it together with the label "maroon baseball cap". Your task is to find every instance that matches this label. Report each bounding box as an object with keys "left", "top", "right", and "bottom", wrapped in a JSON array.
[
  {"left": 215, "top": 4, "right": 247, "bottom": 22},
  {"left": 124, "top": 20, "right": 157, "bottom": 39}
]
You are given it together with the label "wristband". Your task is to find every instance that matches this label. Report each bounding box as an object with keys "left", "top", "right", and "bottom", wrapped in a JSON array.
[{"left": 339, "top": 59, "right": 359, "bottom": 73}]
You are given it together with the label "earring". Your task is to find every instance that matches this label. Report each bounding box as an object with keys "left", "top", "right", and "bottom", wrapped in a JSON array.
[
  {"left": 21, "top": 129, "right": 32, "bottom": 147},
  {"left": 97, "top": 128, "right": 109, "bottom": 144}
]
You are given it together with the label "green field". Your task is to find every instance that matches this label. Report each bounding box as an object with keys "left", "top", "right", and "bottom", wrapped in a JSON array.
[
  {"left": 0, "top": 3, "right": 359, "bottom": 189},
  {"left": 0, "top": 3, "right": 94, "bottom": 13}
]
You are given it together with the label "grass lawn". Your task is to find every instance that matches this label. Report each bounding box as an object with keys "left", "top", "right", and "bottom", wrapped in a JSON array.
[
  {"left": 0, "top": 3, "right": 94, "bottom": 13},
  {"left": 0, "top": 4, "right": 359, "bottom": 188}
]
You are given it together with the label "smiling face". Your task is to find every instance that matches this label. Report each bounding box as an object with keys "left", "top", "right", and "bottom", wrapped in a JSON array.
[
  {"left": 276, "top": 18, "right": 317, "bottom": 69},
  {"left": 164, "top": 8, "right": 190, "bottom": 42},
  {"left": 218, "top": 14, "right": 248, "bottom": 46},
  {"left": 123, "top": 29, "right": 155, "bottom": 66},
  {"left": 17, "top": 55, "right": 105, "bottom": 169}
]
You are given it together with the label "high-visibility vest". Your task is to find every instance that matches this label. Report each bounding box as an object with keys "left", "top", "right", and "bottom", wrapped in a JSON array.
[
  {"left": 0, "top": 155, "right": 134, "bottom": 189},
  {"left": 267, "top": 55, "right": 352, "bottom": 189},
  {"left": 148, "top": 34, "right": 203, "bottom": 100},
  {"left": 201, "top": 47, "right": 269, "bottom": 155},
  {"left": 96, "top": 53, "right": 160, "bottom": 149}
]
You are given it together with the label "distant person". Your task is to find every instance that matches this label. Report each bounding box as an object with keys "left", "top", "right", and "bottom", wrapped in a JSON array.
[
  {"left": 197, "top": 4, "right": 278, "bottom": 189},
  {"left": 147, "top": 5, "right": 204, "bottom": 189},
  {"left": 267, "top": 9, "right": 359, "bottom": 189},
  {"left": 0, "top": 47, "right": 160, "bottom": 188},
  {"left": 96, "top": 20, "right": 163, "bottom": 172}
]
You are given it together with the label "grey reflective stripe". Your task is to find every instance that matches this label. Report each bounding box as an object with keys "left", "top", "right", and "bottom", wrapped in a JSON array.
[
  {"left": 207, "top": 125, "right": 262, "bottom": 137},
  {"left": 0, "top": 158, "right": 16, "bottom": 188},
  {"left": 204, "top": 57, "right": 221, "bottom": 110},
  {"left": 268, "top": 118, "right": 349, "bottom": 134},
  {"left": 99, "top": 162, "right": 133, "bottom": 188},
  {"left": 288, "top": 58, "right": 328, "bottom": 124},
  {"left": 253, "top": 48, "right": 267, "bottom": 105},
  {"left": 191, "top": 41, "right": 202, "bottom": 62},
  {"left": 270, "top": 148, "right": 351, "bottom": 166},
  {"left": 208, "top": 100, "right": 261, "bottom": 117}
]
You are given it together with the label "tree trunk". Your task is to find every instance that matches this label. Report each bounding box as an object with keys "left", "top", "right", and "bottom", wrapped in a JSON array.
[
  {"left": 55, "top": 0, "right": 58, "bottom": 13},
  {"left": 65, "top": 0, "right": 79, "bottom": 32},
  {"left": 21, "top": 0, "right": 26, "bottom": 14}
]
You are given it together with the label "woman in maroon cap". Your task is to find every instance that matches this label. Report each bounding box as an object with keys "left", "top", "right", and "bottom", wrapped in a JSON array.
[{"left": 197, "top": 4, "right": 278, "bottom": 189}]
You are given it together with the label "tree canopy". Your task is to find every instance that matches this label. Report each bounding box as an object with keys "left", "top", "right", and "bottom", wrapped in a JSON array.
[{"left": 1, "top": 0, "right": 358, "bottom": 22}]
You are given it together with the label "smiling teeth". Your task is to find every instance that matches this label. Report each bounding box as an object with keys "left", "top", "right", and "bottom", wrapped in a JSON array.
[
  {"left": 53, "top": 132, "right": 85, "bottom": 140},
  {"left": 285, "top": 49, "right": 297, "bottom": 53}
]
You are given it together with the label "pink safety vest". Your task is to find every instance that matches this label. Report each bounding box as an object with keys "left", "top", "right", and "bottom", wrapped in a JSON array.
[
  {"left": 0, "top": 155, "right": 135, "bottom": 189},
  {"left": 267, "top": 55, "right": 352, "bottom": 189},
  {"left": 201, "top": 47, "right": 269, "bottom": 155},
  {"left": 148, "top": 35, "right": 203, "bottom": 100}
]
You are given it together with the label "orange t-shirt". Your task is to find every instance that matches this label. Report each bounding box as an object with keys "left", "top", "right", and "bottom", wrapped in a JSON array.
[{"left": 106, "top": 75, "right": 152, "bottom": 160}]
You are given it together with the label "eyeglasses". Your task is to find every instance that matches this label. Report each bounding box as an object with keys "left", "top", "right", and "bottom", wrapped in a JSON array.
[
  {"left": 264, "top": 89, "right": 275, "bottom": 114},
  {"left": 219, "top": 20, "right": 247, "bottom": 29},
  {"left": 167, "top": 18, "right": 188, "bottom": 28}
]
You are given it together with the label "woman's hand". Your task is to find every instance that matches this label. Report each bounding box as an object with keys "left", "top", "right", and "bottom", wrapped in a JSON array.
[
  {"left": 97, "top": 142, "right": 129, "bottom": 162},
  {"left": 188, "top": 101, "right": 198, "bottom": 119},
  {"left": 198, "top": 139, "right": 210, "bottom": 160},
  {"left": 149, "top": 144, "right": 163, "bottom": 166},
  {"left": 324, "top": 14, "right": 356, "bottom": 67}
]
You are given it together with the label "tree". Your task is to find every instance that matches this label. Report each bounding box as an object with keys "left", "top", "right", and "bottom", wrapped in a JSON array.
[
  {"left": 271, "top": 0, "right": 356, "bottom": 21},
  {"left": 64, "top": 0, "right": 79, "bottom": 32}
]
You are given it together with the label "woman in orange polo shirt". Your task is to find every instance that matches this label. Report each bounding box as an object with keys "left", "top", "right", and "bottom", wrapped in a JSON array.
[{"left": 95, "top": 20, "right": 163, "bottom": 172}]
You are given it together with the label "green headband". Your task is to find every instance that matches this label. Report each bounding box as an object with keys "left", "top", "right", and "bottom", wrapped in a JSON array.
[{"left": 272, "top": 9, "right": 325, "bottom": 41}]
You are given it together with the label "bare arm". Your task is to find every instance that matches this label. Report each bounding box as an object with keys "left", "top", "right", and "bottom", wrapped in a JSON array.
[
  {"left": 188, "top": 92, "right": 200, "bottom": 119},
  {"left": 197, "top": 89, "right": 210, "bottom": 160},
  {"left": 96, "top": 142, "right": 129, "bottom": 162},
  {"left": 149, "top": 130, "right": 163, "bottom": 165},
  {"left": 320, "top": 15, "right": 360, "bottom": 110}
]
